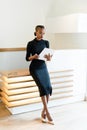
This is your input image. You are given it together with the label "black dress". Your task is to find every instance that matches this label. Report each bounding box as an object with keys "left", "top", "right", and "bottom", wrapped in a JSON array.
[{"left": 26, "top": 38, "right": 52, "bottom": 97}]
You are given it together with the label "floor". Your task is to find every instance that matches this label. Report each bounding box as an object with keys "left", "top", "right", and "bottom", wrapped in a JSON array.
[{"left": 0, "top": 101, "right": 87, "bottom": 130}]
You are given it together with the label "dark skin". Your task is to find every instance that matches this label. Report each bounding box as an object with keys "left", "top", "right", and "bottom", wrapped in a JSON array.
[{"left": 44, "top": 53, "right": 53, "bottom": 61}]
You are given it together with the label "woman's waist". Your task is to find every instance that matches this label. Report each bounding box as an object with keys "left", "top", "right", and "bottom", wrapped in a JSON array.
[{"left": 30, "top": 59, "right": 46, "bottom": 68}]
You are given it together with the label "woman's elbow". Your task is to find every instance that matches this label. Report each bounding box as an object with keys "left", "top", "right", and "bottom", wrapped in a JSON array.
[{"left": 26, "top": 56, "right": 29, "bottom": 61}]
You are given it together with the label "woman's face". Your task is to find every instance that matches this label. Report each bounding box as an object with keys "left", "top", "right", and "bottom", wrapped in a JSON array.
[{"left": 36, "top": 28, "right": 45, "bottom": 40}]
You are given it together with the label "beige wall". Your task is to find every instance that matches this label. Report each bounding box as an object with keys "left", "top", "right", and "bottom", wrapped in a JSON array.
[
  {"left": 46, "top": 0, "right": 87, "bottom": 49},
  {"left": 52, "top": 33, "right": 87, "bottom": 49},
  {"left": 49, "top": 0, "right": 87, "bottom": 17}
]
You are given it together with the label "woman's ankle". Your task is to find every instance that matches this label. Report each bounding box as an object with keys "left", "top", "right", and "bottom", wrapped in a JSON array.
[{"left": 46, "top": 112, "right": 53, "bottom": 121}]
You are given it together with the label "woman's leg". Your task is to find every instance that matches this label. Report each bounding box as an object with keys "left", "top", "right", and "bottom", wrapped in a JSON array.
[
  {"left": 46, "top": 94, "right": 50, "bottom": 103},
  {"left": 41, "top": 95, "right": 53, "bottom": 121},
  {"left": 42, "top": 95, "right": 50, "bottom": 115},
  {"left": 41, "top": 95, "right": 49, "bottom": 121}
]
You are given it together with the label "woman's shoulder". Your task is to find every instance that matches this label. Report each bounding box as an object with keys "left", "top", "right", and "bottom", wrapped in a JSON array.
[
  {"left": 43, "top": 39, "right": 49, "bottom": 48},
  {"left": 27, "top": 39, "right": 35, "bottom": 47}
]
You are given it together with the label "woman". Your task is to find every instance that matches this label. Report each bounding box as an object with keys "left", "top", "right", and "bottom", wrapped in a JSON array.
[{"left": 26, "top": 25, "right": 54, "bottom": 125}]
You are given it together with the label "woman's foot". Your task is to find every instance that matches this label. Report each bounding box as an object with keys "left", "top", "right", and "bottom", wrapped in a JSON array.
[
  {"left": 41, "top": 110, "right": 47, "bottom": 123},
  {"left": 46, "top": 112, "right": 54, "bottom": 125}
]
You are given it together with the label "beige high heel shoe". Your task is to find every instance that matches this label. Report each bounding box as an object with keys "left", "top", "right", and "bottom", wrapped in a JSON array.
[
  {"left": 47, "top": 120, "right": 54, "bottom": 125},
  {"left": 47, "top": 113, "right": 54, "bottom": 125},
  {"left": 41, "top": 113, "right": 47, "bottom": 123}
]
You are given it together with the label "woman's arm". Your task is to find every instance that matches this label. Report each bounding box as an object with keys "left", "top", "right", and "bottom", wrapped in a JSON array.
[
  {"left": 28, "top": 54, "right": 39, "bottom": 61},
  {"left": 45, "top": 41, "right": 53, "bottom": 61},
  {"left": 26, "top": 42, "right": 31, "bottom": 61},
  {"left": 26, "top": 42, "right": 39, "bottom": 61}
]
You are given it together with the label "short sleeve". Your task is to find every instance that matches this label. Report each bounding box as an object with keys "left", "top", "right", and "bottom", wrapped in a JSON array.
[
  {"left": 25, "top": 42, "right": 32, "bottom": 61},
  {"left": 45, "top": 40, "right": 49, "bottom": 48}
]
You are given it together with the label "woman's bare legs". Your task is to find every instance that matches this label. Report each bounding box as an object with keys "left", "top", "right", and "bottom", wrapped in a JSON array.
[
  {"left": 41, "top": 95, "right": 53, "bottom": 122},
  {"left": 46, "top": 94, "right": 50, "bottom": 103},
  {"left": 41, "top": 95, "right": 49, "bottom": 115}
]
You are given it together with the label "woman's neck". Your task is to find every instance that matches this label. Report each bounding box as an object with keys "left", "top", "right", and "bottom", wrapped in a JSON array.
[{"left": 36, "top": 37, "right": 42, "bottom": 41}]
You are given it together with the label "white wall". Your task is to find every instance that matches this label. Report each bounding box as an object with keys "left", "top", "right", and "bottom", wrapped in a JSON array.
[
  {"left": 0, "top": 0, "right": 87, "bottom": 70},
  {"left": 1, "top": 0, "right": 87, "bottom": 49},
  {"left": 0, "top": 0, "right": 54, "bottom": 48},
  {"left": 0, "top": 0, "right": 55, "bottom": 72},
  {"left": 0, "top": 0, "right": 87, "bottom": 69}
]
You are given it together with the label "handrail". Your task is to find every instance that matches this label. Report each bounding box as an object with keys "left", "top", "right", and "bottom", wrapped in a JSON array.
[{"left": 0, "top": 48, "right": 26, "bottom": 52}]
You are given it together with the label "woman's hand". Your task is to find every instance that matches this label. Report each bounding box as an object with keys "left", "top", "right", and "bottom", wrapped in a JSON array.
[
  {"left": 33, "top": 54, "right": 39, "bottom": 59},
  {"left": 28, "top": 54, "right": 39, "bottom": 61},
  {"left": 44, "top": 53, "right": 53, "bottom": 61}
]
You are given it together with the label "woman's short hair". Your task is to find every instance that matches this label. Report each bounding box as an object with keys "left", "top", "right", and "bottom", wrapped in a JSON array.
[{"left": 34, "top": 25, "right": 45, "bottom": 36}]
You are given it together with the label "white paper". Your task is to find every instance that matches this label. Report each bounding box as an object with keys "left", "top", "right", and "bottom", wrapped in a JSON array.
[{"left": 38, "top": 48, "right": 54, "bottom": 61}]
